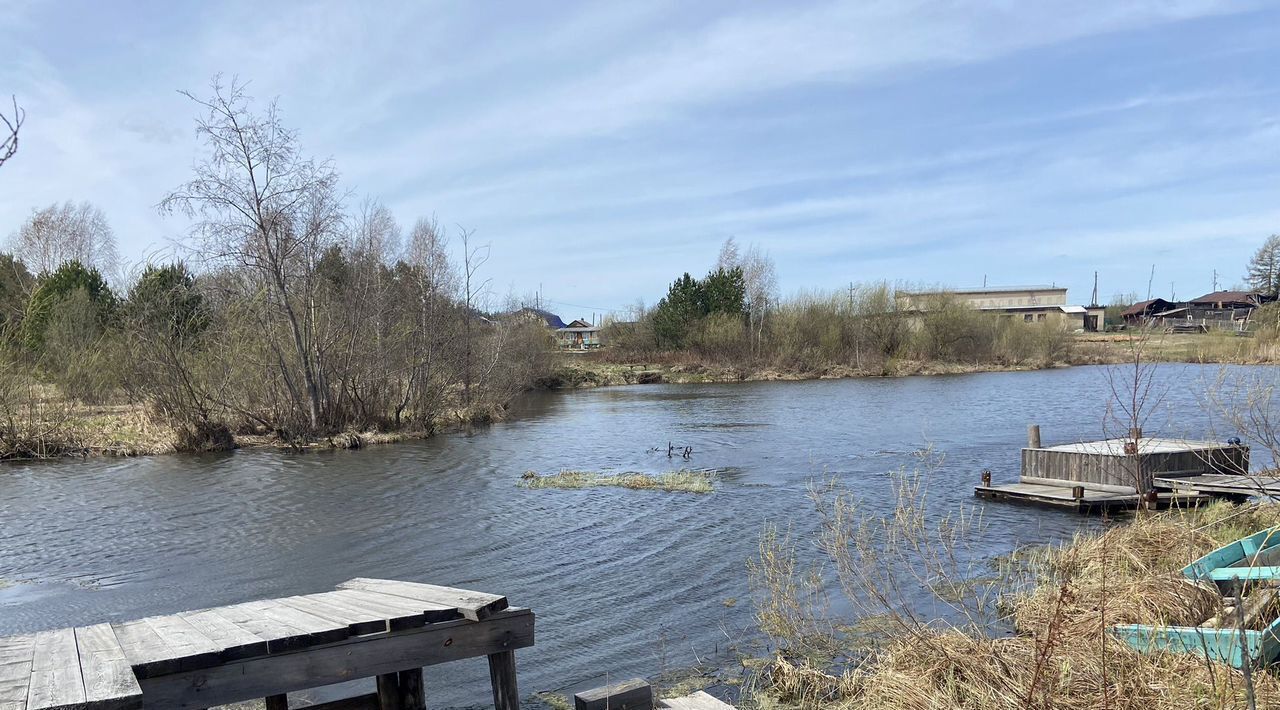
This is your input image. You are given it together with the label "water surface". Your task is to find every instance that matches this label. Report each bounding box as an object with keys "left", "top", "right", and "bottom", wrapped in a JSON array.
[{"left": 0, "top": 364, "right": 1264, "bottom": 705}]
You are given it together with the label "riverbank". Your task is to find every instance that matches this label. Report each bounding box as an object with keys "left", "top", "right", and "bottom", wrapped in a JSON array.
[
  {"left": 750, "top": 500, "right": 1280, "bottom": 709},
  {"left": 0, "top": 397, "right": 511, "bottom": 460},
  {"left": 541, "top": 332, "right": 1280, "bottom": 389}
]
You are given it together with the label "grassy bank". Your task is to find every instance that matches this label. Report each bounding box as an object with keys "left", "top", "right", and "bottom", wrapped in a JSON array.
[
  {"left": 519, "top": 469, "right": 716, "bottom": 493},
  {"left": 542, "top": 331, "right": 1280, "bottom": 390},
  {"left": 751, "top": 497, "right": 1280, "bottom": 709},
  {"left": 0, "top": 390, "right": 512, "bottom": 460}
]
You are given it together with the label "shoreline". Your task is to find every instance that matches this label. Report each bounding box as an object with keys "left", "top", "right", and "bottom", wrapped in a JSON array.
[{"left": 7, "top": 333, "right": 1277, "bottom": 462}]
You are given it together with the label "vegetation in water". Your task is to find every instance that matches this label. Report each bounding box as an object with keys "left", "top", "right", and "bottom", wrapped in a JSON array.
[{"left": 519, "top": 469, "right": 716, "bottom": 494}]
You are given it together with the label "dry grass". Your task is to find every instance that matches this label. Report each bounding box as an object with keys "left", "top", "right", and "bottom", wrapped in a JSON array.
[
  {"left": 519, "top": 469, "right": 717, "bottom": 493},
  {"left": 752, "top": 498, "right": 1280, "bottom": 709}
]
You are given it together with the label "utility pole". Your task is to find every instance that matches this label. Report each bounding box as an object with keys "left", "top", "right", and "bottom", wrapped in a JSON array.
[
  {"left": 1171, "top": 281, "right": 1176, "bottom": 301},
  {"left": 848, "top": 282, "right": 855, "bottom": 310},
  {"left": 1213, "top": 269, "right": 1219, "bottom": 292},
  {"left": 1146, "top": 264, "right": 1155, "bottom": 301},
  {"left": 1091, "top": 271, "right": 1099, "bottom": 307}
]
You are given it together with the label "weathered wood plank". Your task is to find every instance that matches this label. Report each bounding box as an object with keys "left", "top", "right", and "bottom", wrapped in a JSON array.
[
  {"left": 176, "top": 610, "right": 268, "bottom": 661},
  {"left": 0, "top": 635, "right": 35, "bottom": 710},
  {"left": 27, "top": 628, "right": 84, "bottom": 710},
  {"left": 328, "top": 589, "right": 458, "bottom": 625},
  {"left": 111, "top": 616, "right": 222, "bottom": 678},
  {"left": 574, "top": 678, "right": 651, "bottom": 710},
  {"left": 74, "top": 624, "right": 143, "bottom": 709},
  {"left": 209, "top": 600, "right": 348, "bottom": 654},
  {"left": 659, "top": 691, "right": 735, "bottom": 710},
  {"left": 137, "top": 609, "right": 534, "bottom": 709},
  {"left": 275, "top": 595, "right": 392, "bottom": 636},
  {"left": 338, "top": 578, "right": 507, "bottom": 621}
]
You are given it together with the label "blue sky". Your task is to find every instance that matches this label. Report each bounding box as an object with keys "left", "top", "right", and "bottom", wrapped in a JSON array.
[{"left": 2, "top": 1, "right": 1279, "bottom": 319}]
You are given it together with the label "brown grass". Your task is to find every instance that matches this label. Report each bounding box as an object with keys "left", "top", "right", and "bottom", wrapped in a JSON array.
[{"left": 752, "top": 499, "right": 1280, "bottom": 709}]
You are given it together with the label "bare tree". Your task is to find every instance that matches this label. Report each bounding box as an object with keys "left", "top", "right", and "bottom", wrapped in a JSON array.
[
  {"left": 717, "top": 237, "right": 778, "bottom": 355},
  {"left": 10, "top": 201, "right": 120, "bottom": 278},
  {"left": 0, "top": 96, "right": 22, "bottom": 168},
  {"left": 160, "top": 77, "right": 344, "bottom": 433},
  {"left": 459, "top": 228, "right": 490, "bottom": 405}
]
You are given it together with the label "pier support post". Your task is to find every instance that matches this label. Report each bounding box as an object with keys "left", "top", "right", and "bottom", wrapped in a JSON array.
[
  {"left": 265, "top": 695, "right": 288, "bottom": 710},
  {"left": 376, "top": 672, "right": 404, "bottom": 710},
  {"left": 398, "top": 668, "right": 425, "bottom": 710},
  {"left": 1028, "top": 424, "right": 1041, "bottom": 448},
  {"left": 488, "top": 651, "right": 520, "bottom": 710}
]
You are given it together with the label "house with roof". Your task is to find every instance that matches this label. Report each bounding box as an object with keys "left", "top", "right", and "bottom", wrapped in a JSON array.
[
  {"left": 897, "top": 285, "right": 1105, "bottom": 331},
  {"left": 555, "top": 318, "right": 603, "bottom": 350},
  {"left": 1122, "top": 291, "right": 1274, "bottom": 332},
  {"left": 1121, "top": 298, "right": 1174, "bottom": 327}
]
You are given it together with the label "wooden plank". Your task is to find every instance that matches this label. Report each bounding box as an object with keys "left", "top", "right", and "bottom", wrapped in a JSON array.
[
  {"left": 74, "top": 624, "right": 143, "bottom": 709},
  {"left": 328, "top": 589, "right": 459, "bottom": 625},
  {"left": 660, "top": 692, "right": 735, "bottom": 710},
  {"left": 176, "top": 610, "right": 268, "bottom": 661},
  {"left": 111, "top": 616, "right": 222, "bottom": 678},
  {"left": 0, "top": 635, "right": 35, "bottom": 710},
  {"left": 210, "top": 600, "right": 348, "bottom": 654},
  {"left": 338, "top": 578, "right": 507, "bottom": 621},
  {"left": 27, "top": 628, "right": 84, "bottom": 710},
  {"left": 203, "top": 605, "right": 310, "bottom": 654},
  {"left": 137, "top": 609, "right": 535, "bottom": 709},
  {"left": 275, "top": 594, "right": 393, "bottom": 636},
  {"left": 574, "top": 678, "right": 652, "bottom": 710}
]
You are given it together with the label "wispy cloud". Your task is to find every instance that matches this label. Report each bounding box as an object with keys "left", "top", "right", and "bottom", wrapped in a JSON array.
[{"left": 0, "top": 0, "right": 1276, "bottom": 311}]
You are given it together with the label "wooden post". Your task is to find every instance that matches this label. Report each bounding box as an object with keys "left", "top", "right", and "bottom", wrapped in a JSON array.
[
  {"left": 265, "top": 695, "right": 289, "bottom": 710},
  {"left": 1028, "top": 424, "right": 1041, "bottom": 448},
  {"left": 488, "top": 651, "right": 519, "bottom": 710},
  {"left": 1129, "top": 427, "right": 1143, "bottom": 441},
  {"left": 397, "top": 669, "right": 425, "bottom": 710},
  {"left": 376, "top": 673, "right": 404, "bottom": 710},
  {"left": 1071, "top": 485, "right": 1084, "bottom": 500}
]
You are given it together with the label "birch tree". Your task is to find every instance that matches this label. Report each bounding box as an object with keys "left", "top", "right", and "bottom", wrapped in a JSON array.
[{"left": 160, "top": 78, "right": 344, "bottom": 433}]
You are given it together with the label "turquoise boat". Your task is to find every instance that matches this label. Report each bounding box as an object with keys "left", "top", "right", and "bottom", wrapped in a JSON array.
[
  {"left": 1111, "top": 619, "right": 1280, "bottom": 669},
  {"left": 1183, "top": 526, "right": 1280, "bottom": 589},
  {"left": 1110, "top": 527, "right": 1280, "bottom": 669}
]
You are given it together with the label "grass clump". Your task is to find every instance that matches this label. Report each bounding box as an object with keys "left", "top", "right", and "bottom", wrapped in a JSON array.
[{"left": 520, "top": 469, "right": 716, "bottom": 494}]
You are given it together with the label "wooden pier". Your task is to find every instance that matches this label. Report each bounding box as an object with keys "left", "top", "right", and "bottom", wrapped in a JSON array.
[
  {"left": 975, "top": 425, "right": 1267, "bottom": 513},
  {"left": 0, "top": 578, "right": 533, "bottom": 709}
]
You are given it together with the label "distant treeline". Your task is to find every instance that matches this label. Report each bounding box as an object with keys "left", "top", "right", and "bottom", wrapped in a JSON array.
[
  {"left": 0, "top": 80, "right": 551, "bottom": 453},
  {"left": 603, "top": 240, "right": 1073, "bottom": 373}
]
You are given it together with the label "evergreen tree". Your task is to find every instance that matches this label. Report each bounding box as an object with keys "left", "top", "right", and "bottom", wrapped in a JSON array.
[
  {"left": 1245, "top": 234, "right": 1280, "bottom": 298},
  {"left": 22, "top": 261, "right": 115, "bottom": 350}
]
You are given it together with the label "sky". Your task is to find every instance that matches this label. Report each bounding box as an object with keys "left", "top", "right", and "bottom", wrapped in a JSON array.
[{"left": 2, "top": 1, "right": 1279, "bottom": 320}]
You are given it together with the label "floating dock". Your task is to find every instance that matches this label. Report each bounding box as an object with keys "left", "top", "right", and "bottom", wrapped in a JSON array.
[{"left": 976, "top": 425, "right": 1264, "bottom": 513}]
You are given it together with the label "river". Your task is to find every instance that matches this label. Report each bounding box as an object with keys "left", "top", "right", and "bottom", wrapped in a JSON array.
[{"left": 0, "top": 364, "right": 1267, "bottom": 706}]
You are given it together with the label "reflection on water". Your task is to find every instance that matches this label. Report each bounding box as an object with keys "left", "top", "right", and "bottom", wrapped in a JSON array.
[{"left": 0, "top": 364, "right": 1265, "bottom": 706}]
